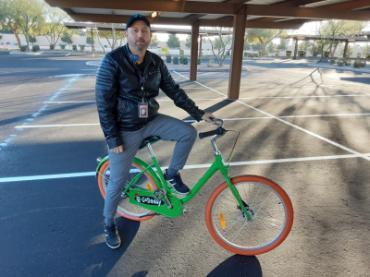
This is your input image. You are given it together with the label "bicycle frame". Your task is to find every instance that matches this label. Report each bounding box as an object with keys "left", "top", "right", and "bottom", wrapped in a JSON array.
[{"left": 117, "top": 136, "right": 252, "bottom": 220}]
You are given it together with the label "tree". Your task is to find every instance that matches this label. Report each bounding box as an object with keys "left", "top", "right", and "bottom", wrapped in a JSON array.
[
  {"left": 150, "top": 34, "right": 159, "bottom": 48},
  {"left": 96, "top": 27, "right": 126, "bottom": 52},
  {"left": 14, "top": 0, "right": 44, "bottom": 50},
  {"left": 61, "top": 30, "right": 73, "bottom": 45},
  {"left": 185, "top": 36, "right": 191, "bottom": 48},
  {"left": 277, "top": 38, "right": 287, "bottom": 50},
  {"left": 0, "top": 0, "right": 44, "bottom": 50},
  {"left": 167, "top": 34, "right": 180, "bottom": 48},
  {"left": 207, "top": 28, "right": 232, "bottom": 66},
  {"left": 246, "top": 28, "right": 284, "bottom": 57},
  {"left": 0, "top": 0, "right": 22, "bottom": 48},
  {"left": 41, "top": 7, "right": 69, "bottom": 50},
  {"left": 316, "top": 20, "right": 364, "bottom": 59}
]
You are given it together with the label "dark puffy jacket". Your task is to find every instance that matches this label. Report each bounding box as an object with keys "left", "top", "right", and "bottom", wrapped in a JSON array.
[{"left": 95, "top": 44, "right": 205, "bottom": 149}]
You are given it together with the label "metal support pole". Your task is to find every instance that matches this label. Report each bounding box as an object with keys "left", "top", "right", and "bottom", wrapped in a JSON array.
[
  {"left": 190, "top": 21, "right": 199, "bottom": 81},
  {"left": 293, "top": 38, "right": 298, "bottom": 60}
]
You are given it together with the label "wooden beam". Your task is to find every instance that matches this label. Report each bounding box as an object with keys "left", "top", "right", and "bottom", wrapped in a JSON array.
[
  {"left": 46, "top": 0, "right": 237, "bottom": 15},
  {"left": 223, "top": 0, "right": 247, "bottom": 3},
  {"left": 319, "top": 0, "right": 370, "bottom": 10},
  {"left": 199, "top": 17, "right": 233, "bottom": 27},
  {"left": 70, "top": 13, "right": 193, "bottom": 25},
  {"left": 273, "top": 0, "right": 321, "bottom": 7},
  {"left": 70, "top": 12, "right": 303, "bottom": 29},
  {"left": 246, "top": 18, "right": 304, "bottom": 29},
  {"left": 190, "top": 21, "right": 199, "bottom": 81},
  {"left": 228, "top": 8, "right": 246, "bottom": 100},
  {"left": 184, "top": 14, "right": 205, "bottom": 23},
  {"left": 246, "top": 4, "right": 370, "bottom": 21},
  {"left": 246, "top": 20, "right": 303, "bottom": 29}
]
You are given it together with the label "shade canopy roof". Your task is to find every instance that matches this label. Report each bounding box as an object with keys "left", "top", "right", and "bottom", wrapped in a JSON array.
[
  {"left": 64, "top": 22, "right": 233, "bottom": 35},
  {"left": 46, "top": 0, "right": 370, "bottom": 30}
]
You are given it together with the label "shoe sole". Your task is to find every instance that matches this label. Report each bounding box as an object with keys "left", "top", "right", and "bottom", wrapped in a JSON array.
[
  {"left": 173, "top": 190, "right": 190, "bottom": 195},
  {"left": 106, "top": 241, "right": 121, "bottom": 250}
]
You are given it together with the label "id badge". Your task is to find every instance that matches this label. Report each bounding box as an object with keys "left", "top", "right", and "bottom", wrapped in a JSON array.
[{"left": 138, "top": 102, "right": 148, "bottom": 118}]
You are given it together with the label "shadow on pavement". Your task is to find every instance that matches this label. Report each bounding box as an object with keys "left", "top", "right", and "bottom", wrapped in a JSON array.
[
  {"left": 0, "top": 177, "right": 140, "bottom": 277},
  {"left": 207, "top": 255, "right": 262, "bottom": 277},
  {"left": 87, "top": 218, "right": 140, "bottom": 277},
  {"left": 340, "top": 76, "right": 370, "bottom": 85}
]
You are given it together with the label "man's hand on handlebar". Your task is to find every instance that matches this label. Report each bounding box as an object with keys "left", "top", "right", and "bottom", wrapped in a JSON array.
[
  {"left": 202, "top": 112, "right": 222, "bottom": 126},
  {"left": 111, "top": 145, "right": 124, "bottom": 153}
]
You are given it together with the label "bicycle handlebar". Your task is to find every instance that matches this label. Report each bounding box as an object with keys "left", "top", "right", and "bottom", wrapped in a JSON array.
[{"left": 199, "top": 118, "right": 227, "bottom": 139}]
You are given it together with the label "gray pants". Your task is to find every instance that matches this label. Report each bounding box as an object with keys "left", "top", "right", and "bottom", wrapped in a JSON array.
[{"left": 103, "top": 114, "right": 197, "bottom": 225}]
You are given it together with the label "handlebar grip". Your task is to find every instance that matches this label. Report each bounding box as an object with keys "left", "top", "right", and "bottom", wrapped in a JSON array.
[{"left": 199, "top": 127, "right": 226, "bottom": 139}]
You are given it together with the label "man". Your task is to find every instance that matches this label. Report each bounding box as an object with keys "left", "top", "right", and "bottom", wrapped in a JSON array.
[{"left": 95, "top": 14, "right": 215, "bottom": 249}]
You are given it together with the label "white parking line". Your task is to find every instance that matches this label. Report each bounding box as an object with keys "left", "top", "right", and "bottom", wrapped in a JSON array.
[
  {"left": 0, "top": 75, "right": 80, "bottom": 151},
  {"left": 173, "top": 71, "right": 370, "bottom": 162},
  {"left": 44, "top": 100, "right": 96, "bottom": 104},
  {"left": 0, "top": 153, "right": 366, "bottom": 183},
  {"left": 16, "top": 123, "right": 100, "bottom": 129},
  {"left": 15, "top": 120, "right": 197, "bottom": 129},
  {"left": 14, "top": 112, "right": 370, "bottom": 129},
  {"left": 43, "top": 97, "right": 225, "bottom": 104},
  {"left": 239, "top": 94, "right": 370, "bottom": 100}
]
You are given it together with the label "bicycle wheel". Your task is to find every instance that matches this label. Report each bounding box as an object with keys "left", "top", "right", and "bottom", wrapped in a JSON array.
[
  {"left": 97, "top": 159, "right": 158, "bottom": 222},
  {"left": 205, "top": 175, "right": 293, "bottom": 256}
]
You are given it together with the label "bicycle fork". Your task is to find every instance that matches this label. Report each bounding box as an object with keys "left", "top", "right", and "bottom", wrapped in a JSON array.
[
  {"left": 220, "top": 168, "right": 253, "bottom": 221},
  {"left": 210, "top": 137, "right": 253, "bottom": 221}
]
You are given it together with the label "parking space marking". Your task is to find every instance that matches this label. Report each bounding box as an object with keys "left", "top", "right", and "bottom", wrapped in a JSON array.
[
  {"left": 14, "top": 112, "right": 370, "bottom": 130},
  {"left": 238, "top": 94, "right": 370, "bottom": 100},
  {"left": 43, "top": 97, "right": 225, "bottom": 104},
  {"left": 0, "top": 75, "right": 80, "bottom": 151},
  {"left": 1, "top": 153, "right": 367, "bottom": 183},
  {"left": 173, "top": 71, "right": 370, "bottom": 162},
  {"left": 44, "top": 100, "right": 96, "bottom": 104},
  {"left": 15, "top": 123, "right": 100, "bottom": 129}
]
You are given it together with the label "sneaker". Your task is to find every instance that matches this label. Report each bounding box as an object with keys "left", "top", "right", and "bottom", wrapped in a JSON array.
[
  {"left": 165, "top": 170, "right": 190, "bottom": 195},
  {"left": 104, "top": 223, "right": 121, "bottom": 249}
]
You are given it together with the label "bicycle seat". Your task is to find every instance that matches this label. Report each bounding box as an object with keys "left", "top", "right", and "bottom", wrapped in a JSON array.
[{"left": 139, "top": 136, "right": 161, "bottom": 149}]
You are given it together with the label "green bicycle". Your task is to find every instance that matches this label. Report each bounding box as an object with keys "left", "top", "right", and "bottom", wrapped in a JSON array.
[{"left": 96, "top": 119, "right": 293, "bottom": 256}]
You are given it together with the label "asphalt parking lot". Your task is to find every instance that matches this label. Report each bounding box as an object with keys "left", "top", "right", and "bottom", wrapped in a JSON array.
[{"left": 0, "top": 51, "right": 369, "bottom": 277}]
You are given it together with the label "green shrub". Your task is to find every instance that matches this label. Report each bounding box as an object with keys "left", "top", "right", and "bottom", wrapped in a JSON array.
[
  {"left": 353, "top": 59, "right": 366, "bottom": 68},
  {"left": 181, "top": 56, "right": 188, "bottom": 65},
  {"left": 20, "top": 45, "right": 28, "bottom": 52},
  {"left": 173, "top": 56, "right": 179, "bottom": 64},
  {"left": 336, "top": 59, "right": 344, "bottom": 66},
  {"left": 32, "top": 45, "right": 40, "bottom": 52},
  {"left": 166, "top": 55, "right": 172, "bottom": 63}
]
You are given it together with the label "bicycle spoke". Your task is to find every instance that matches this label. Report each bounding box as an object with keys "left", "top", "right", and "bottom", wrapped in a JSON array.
[
  {"left": 229, "top": 217, "right": 250, "bottom": 242},
  {"left": 252, "top": 190, "right": 274, "bottom": 216},
  {"left": 215, "top": 209, "right": 243, "bottom": 233},
  {"left": 206, "top": 177, "right": 293, "bottom": 255}
]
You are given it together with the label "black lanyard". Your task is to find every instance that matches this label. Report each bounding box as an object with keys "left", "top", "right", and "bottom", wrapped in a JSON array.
[{"left": 133, "top": 63, "right": 147, "bottom": 99}]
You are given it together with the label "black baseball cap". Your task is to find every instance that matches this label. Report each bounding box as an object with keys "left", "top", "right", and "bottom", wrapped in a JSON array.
[{"left": 126, "top": 14, "right": 151, "bottom": 29}]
